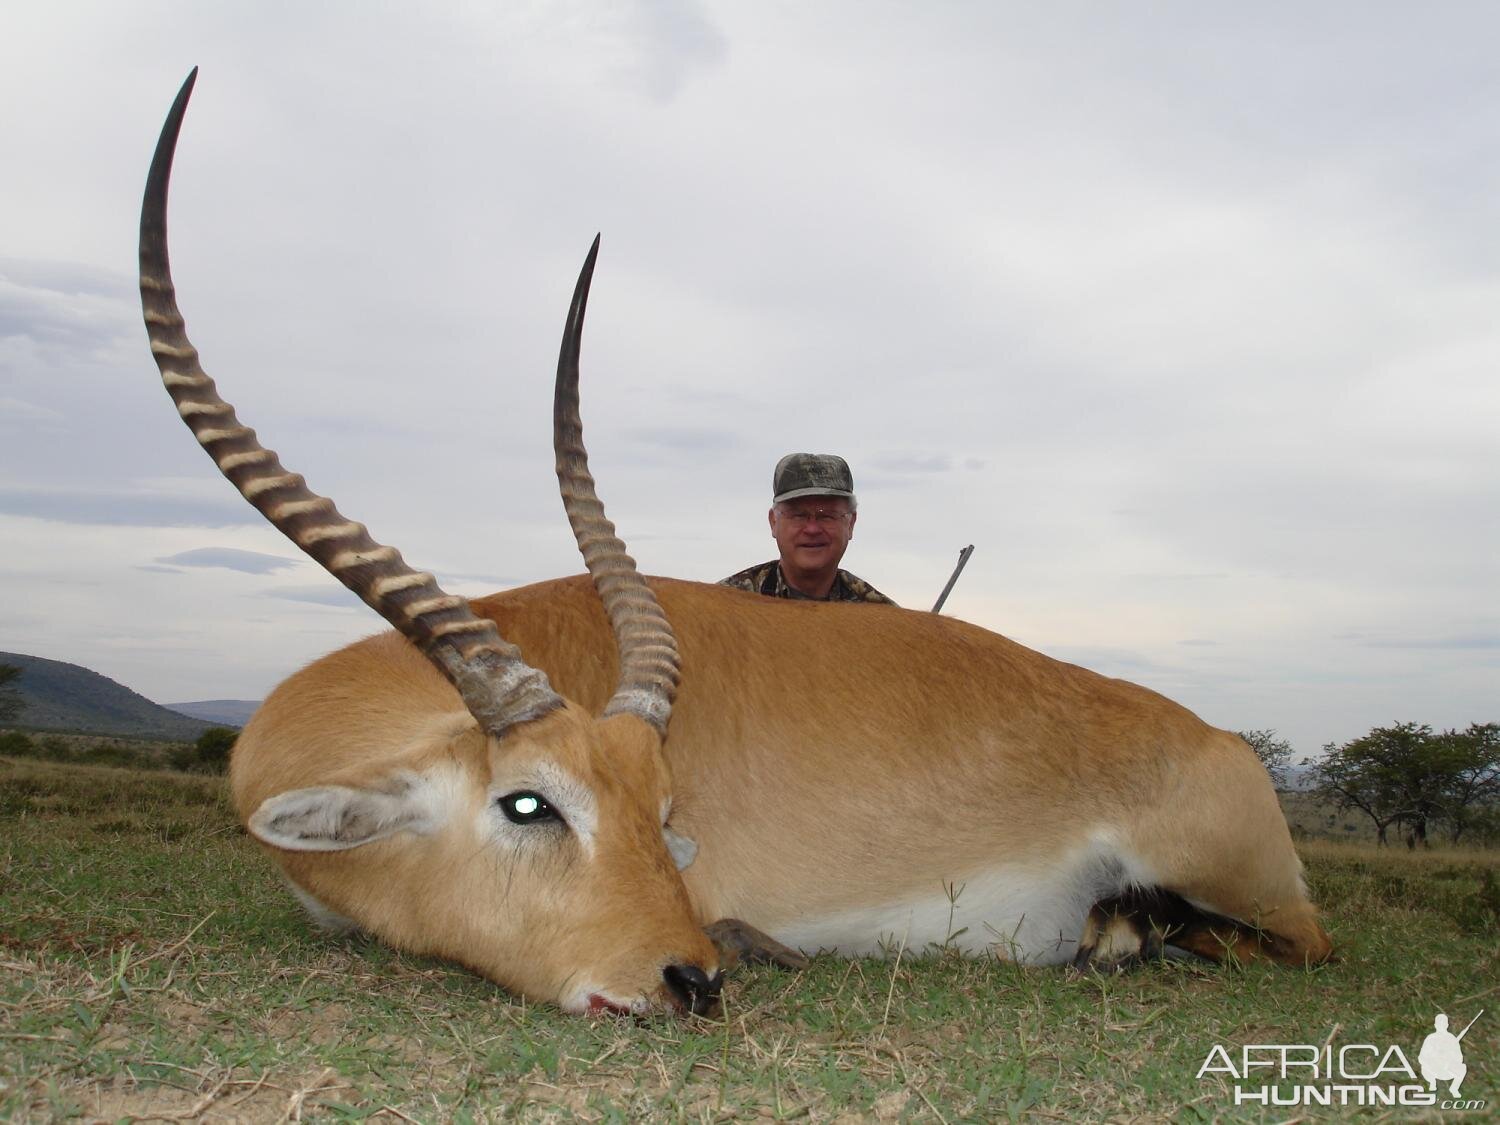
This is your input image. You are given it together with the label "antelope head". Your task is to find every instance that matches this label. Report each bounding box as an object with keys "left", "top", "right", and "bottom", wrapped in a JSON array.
[{"left": 139, "top": 70, "right": 720, "bottom": 1015}]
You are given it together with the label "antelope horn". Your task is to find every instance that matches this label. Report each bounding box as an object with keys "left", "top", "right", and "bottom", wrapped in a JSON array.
[
  {"left": 139, "top": 70, "right": 562, "bottom": 737},
  {"left": 554, "top": 239, "right": 681, "bottom": 734}
]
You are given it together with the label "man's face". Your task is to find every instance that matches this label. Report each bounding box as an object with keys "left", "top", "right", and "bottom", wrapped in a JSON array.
[{"left": 769, "top": 496, "right": 856, "bottom": 576}]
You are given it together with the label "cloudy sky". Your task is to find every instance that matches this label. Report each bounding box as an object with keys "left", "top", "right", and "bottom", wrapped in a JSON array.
[{"left": 2, "top": 3, "right": 1495, "bottom": 756}]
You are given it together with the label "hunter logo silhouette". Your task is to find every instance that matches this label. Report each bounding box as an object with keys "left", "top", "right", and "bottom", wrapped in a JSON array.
[{"left": 1419, "top": 1010, "right": 1482, "bottom": 1098}]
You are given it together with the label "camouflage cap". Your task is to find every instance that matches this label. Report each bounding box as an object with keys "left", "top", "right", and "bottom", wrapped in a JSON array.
[{"left": 773, "top": 453, "right": 855, "bottom": 504}]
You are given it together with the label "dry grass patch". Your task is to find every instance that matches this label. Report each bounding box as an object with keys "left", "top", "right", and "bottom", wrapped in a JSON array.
[{"left": 3, "top": 755, "right": 1497, "bottom": 1121}]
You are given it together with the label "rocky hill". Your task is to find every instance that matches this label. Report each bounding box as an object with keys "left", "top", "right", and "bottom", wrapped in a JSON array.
[
  {"left": 166, "top": 699, "right": 259, "bottom": 728},
  {"left": 0, "top": 651, "right": 217, "bottom": 741}
]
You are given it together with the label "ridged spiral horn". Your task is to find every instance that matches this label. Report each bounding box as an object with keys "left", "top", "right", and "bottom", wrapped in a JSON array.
[
  {"left": 139, "top": 70, "right": 562, "bottom": 737},
  {"left": 554, "top": 239, "right": 681, "bottom": 734}
]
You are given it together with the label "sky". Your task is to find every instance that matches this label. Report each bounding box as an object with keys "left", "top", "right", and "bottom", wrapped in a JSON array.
[{"left": 1, "top": 2, "right": 1495, "bottom": 758}]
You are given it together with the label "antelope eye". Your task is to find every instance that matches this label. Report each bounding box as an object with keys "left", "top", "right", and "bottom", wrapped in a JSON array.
[{"left": 498, "top": 791, "right": 559, "bottom": 825}]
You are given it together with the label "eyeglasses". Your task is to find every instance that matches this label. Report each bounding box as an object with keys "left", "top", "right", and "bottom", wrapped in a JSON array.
[{"left": 777, "top": 508, "right": 851, "bottom": 528}]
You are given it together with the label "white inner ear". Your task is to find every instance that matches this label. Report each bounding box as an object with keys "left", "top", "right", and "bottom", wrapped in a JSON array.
[
  {"left": 663, "top": 826, "right": 698, "bottom": 871},
  {"left": 249, "top": 775, "right": 444, "bottom": 852}
]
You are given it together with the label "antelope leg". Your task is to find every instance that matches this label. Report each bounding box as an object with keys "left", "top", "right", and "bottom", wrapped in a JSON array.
[{"left": 705, "top": 918, "right": 810, "bottom": 971}]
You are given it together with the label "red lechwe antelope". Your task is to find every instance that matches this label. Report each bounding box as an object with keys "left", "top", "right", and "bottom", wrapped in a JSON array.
[{"left": 139, "top": 72, "right": 1332, "bottom": 1017}]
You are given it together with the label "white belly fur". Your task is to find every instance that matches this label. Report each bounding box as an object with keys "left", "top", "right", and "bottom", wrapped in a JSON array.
[
  {"left": 289, "top": 881, "right": 361, "bottom": 935},
  {"left": 768, "top": 831, "right": 1157, "bottom": 963}
]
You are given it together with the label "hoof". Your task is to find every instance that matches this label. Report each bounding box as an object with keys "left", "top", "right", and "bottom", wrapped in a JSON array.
[{"left": 704, "top": 918, "right": 810, "bottom": 971}]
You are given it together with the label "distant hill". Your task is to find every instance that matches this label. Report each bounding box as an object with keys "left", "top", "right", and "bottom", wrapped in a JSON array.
[
  {"left": 166, "top": 699, "right": 260, "bottom": 728},
  {"left": 1282, "top": 762, "right": 1319, "bottom": 792},
  {"left": 0, "top": 652, "right": 216, "bottom": 741}
]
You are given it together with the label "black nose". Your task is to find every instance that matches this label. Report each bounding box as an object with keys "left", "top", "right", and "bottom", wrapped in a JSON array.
[{"left": 663, "top": 963, "right": 723, "bottom": 1015}]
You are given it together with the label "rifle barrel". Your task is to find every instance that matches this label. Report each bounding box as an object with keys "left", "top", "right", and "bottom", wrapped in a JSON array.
[
  {"left": 931, "top": 544, "right": 975, "bottom": 614},
  {"left": 1456, "top": 1009, "right": 1483, "bottom": 1041}
]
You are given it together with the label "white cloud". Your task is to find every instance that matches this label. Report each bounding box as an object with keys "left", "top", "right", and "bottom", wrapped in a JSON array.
[
  {"left": 0, "top": 3, "right": 1494, "bottom": 752},
  {"left": 156, "top": 548, "right": 301, "bottom": 574},
  {"left": 0, "top": 482, "right": 256, "bottom": 528},
  {"left": 256, "top": 585, "right": 362, "bottom": 609},
  {"left": 0, "top": 397, "right": 62, "bottom": 423}
]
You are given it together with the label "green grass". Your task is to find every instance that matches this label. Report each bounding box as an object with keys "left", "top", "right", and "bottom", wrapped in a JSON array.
[
  {"left": 0, "top": 730, "right": 209, "bottom": 774},
  {"left": 2, "top": 756, "right": 1495, "bottom": 1122}
]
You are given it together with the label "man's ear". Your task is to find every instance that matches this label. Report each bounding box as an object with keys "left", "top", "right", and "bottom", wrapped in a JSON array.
[
  {"left": 848, "top": 510, "right": 857, "bottom": 538},
  {"left": 767, "top": 507, "right": 778, "bottom": 536}
]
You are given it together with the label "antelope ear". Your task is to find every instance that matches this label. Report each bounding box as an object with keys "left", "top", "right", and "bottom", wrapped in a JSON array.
[
  {"left": 663, "top": 826, "right": 698, "bottom": 871},
  {"left": 249, "top": 776, "right": 444, "bottom": 852}
]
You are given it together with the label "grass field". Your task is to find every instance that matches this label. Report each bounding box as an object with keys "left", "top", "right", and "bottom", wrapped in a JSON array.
[{"left": 2, "top": 755, "right": 1495, "bottom": 1122}]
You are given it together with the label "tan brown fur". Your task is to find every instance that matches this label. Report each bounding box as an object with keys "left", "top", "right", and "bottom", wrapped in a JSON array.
[
  {"left": 242, "top": 699, "right": 717, "bottom": 1008},
  {"left": 236, "top": 575, "right": 1331, "bottom": 980},
  {"left": 146, "top": 72, "right": 1324, "bottom": 1017}
]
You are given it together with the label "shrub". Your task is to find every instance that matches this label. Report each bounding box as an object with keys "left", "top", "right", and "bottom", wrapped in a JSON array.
[
  {"left": 40, "top": 735, "right": 76, "bottom": 762},
  {"left": 78, "top": 742, "right": 149, "bottom": 769},
  {"left": 3, "top": 734, "right": 81, "bottom": 764},
  {"left": 177, "top": 732, "right": 238, "bottom": 774},
  {"left": 0, "top": 730, "right": 38, "bottom": 758}
]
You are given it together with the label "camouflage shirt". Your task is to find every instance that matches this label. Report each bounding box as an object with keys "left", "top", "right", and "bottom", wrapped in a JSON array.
[{"left": 718, "top": 561, "right": 896, "bottom": 605}]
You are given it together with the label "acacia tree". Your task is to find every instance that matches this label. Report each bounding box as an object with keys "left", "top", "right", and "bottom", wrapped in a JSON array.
[
  {"left": 1313, "top": 729, "right": 1412, "bottom": 846},
  {"left": 1434, "top": 722, "right": 1500, "bottom": 843},
  {"left": 1236, "top": 728, "right": 1294, "bottom": 788},
  {"left": 1313, "top": 723, "right": 1443, "bottom": 846},
  {"left": 1313, "top": 721, "right": 1499, "bottom": 846},
  {"left": 0, "top": 664, "right": 23, "bottom": 725}
]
